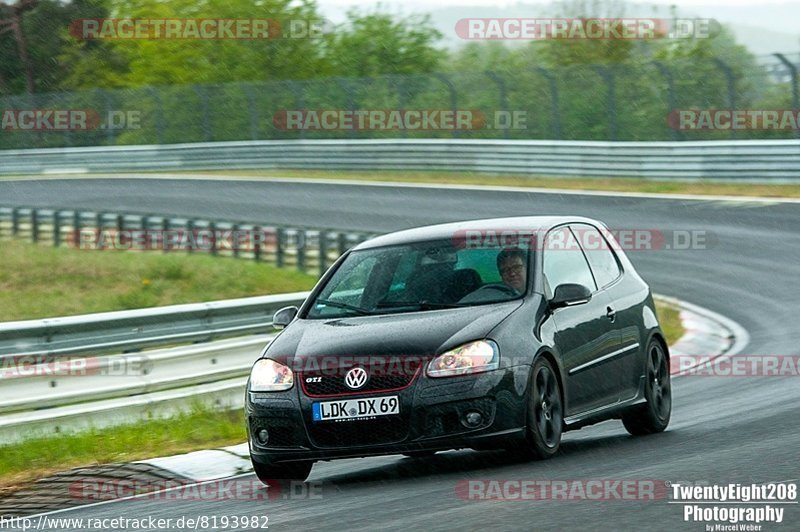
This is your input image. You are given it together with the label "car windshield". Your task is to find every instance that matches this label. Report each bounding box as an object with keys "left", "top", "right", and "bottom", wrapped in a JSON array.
[{"left": 306, "top": 240, "right": 530, "bottom": 319}]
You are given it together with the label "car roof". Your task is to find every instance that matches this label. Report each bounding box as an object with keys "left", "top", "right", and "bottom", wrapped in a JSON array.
[{"left": 353, "top": 216, "right": 604, "bottom": 250}]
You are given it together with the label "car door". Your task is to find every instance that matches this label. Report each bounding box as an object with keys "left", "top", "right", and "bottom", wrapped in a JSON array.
[
  {"left": 543, "top": 226, "right": 620, "bottom": 415},
  {"left": 573, "top": 223, "right": 643, "bottom": 401}
]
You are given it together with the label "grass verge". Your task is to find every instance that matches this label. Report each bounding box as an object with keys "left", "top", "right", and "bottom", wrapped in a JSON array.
[
  {"left": 0, "top": 239, "right": 318, "bottom": 321},
  {"left": 170, "top": 169, "right": 800, "bottom": 199},
  {"left": 0, "top": 406, "right": 246, "bottom": 491},
  {"left": 656, "top": 301, "right": 684, "bottom": 346}
]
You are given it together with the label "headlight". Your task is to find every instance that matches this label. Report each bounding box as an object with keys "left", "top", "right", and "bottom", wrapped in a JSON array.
[
  {"left": 427, "top": 340, "right": 499, "bottom": 378},
  {"left": 249, "top": 358, "right": 294, "bottom": 392}
]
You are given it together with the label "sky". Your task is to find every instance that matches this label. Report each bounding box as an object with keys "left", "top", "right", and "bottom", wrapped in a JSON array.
[{"left": 315, "top": 0, "right": 800, "bottom": 56}]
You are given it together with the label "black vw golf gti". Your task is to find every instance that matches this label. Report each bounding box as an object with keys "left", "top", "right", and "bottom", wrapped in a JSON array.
[{"left": 246, "top": 216, "right": 671, "bottom": 482}]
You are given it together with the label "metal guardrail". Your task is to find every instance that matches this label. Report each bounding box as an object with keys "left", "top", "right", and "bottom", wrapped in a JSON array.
[
  {"left": 0, "top": 206, "right": 376, "bottom": 282},
  {"left": 1, "top": 138, "right": 800, "bottom": 179},
  {"left": 0, "top": 291, "right": 308, "bottom": 360}
]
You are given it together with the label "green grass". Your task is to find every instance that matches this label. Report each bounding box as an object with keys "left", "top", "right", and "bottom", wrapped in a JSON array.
[
  {"left": 656, "top": 301, "right": 684, "bottom": 346},
  {"left": 0, "top": 239, "right": 318, "bottom": 321},
  {"left": 168, "top": 169, "right": 800, "bottom": 199},
  {"left": 0, "top": 406, "right": 246, "bottom": 491}
]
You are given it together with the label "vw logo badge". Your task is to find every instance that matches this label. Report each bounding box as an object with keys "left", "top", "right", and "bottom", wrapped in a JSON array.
[{"left": 344, "top": 367, "right": 368, "bottom": 390}]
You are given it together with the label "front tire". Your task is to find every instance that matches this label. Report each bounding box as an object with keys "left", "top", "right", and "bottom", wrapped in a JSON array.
[
  {"left": 622, "top": 339, "right": 671, "bottom": 435},
  {"left": 252, "top": 459, "right": 313, "bottom": 485},
  {"left": 519, "top": 357, "right": 563, "bottom": 459}
]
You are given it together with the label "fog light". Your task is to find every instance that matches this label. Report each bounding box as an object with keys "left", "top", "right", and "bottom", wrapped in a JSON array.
[
  {"left": 256, "top": 428, "right": 269, "bottom": 445},
  {"left": 463, "top": 411, "right": 483, "bottom": 428}
]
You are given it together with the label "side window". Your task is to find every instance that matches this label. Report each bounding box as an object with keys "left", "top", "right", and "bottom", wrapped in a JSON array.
[
  {"left": 543, "top": 227, "right": 597, "bottom": 297},
  {"left": 572, "top": 224, "right": 622, "bottom": 289}
]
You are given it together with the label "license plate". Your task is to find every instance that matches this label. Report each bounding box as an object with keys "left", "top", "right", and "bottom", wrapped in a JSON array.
[{"left": 312, "top": 395, "right": 399, "bottom": 422}]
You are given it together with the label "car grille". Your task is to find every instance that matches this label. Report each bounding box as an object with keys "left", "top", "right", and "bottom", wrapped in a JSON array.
[
  {"left": 308, "top": 417, "right": 408, "bottom": 448},
  {"left": 300, "top": 359, "right": 422, "bottom": 397}
]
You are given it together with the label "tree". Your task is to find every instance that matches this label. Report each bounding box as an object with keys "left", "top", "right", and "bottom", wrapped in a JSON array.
[{"left": 324, "top": 10, "right": 444, "bottom": 78}]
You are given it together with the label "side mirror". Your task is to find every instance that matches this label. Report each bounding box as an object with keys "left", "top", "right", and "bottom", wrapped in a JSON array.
[
  {"left": 272, "top": 306, "right": 298, "bottom": 329},
  {"left": 550, "top": 284, "right": 592, "bottom": 309}
]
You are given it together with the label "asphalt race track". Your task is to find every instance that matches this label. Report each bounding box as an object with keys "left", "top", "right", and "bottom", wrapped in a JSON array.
[{"left": 1, "top": 177, "right": 799, "bottom": 531}]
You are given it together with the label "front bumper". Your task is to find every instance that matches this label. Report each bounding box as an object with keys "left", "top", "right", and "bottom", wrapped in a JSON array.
[{"left": 246, "top": 365, "right": 530, "bottom": 464}]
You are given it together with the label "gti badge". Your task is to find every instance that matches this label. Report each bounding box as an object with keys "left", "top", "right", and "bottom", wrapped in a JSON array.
[{"left": 344, "top": 367, "right": 368, "bottom": 390}]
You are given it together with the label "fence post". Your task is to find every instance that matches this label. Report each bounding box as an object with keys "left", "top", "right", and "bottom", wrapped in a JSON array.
[
  {"left": 209, "top": 221, "right": 217, "bottom": 256},
  {"left": 536, "top": 67, "right": 561, "bottom": 139},
  {"left": 192, "top": 85, "right": 212, "bottom": 142},
  {"left": 652, "top": 61, "right": 679, "bottom": 141},
  {"left": 72, "top": 210, "right": 80, "bottom": 247},
  {"left": 96, "top": 212, "right": 105, "bottom": 250},
  {"left": 242, "top": 84, "right": 260, "bottom": 140},
  {"left": 11, "top": 207, "right": 18, "bottom": 236},
  {"left": 591, "top": 65, "right": 617, "bottom": 141},
  {"left": 485, "top": 71, "right": 510, "bottom": 139},
  {"left": 336, "top": 78, "right": 357, "bottom": 139},
  {"left": 162, "top": 217, "right": 170, "bottom": 253},
  {"left": 146, "top": 87, "right": 165, "bottom": 144},
  {"left": 774, "top": 53, "right": 799, "bottom": 139},
  {"left": 231, "top": 223, "right": 240, "bottom": 258},
  {"left": 712, "top": 58, "right": 737, "bottom": 139},
  {"left": 432, "top": 73, "right": 460, "bottom": 138}
]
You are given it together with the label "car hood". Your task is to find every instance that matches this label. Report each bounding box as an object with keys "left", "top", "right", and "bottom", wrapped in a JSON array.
[{"left": 264, "top": 301, "right": 523, "bottom": 365}]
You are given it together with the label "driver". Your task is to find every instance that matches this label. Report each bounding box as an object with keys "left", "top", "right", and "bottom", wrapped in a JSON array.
[{"left": 497, "top": 247, "right": 527, "bottom": 294}]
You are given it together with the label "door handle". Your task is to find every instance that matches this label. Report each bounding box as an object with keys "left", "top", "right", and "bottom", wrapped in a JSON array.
[{"left": 606, "top": 306, "right": 617, "bottom": 322}]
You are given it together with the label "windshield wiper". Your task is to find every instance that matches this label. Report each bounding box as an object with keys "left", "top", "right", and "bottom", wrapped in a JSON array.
[
  {"left": 376, "top": 300, "right": 467, "bottom": 310},
  {"left": 313, "top": 298, "right": 373, "bottom": 315}
]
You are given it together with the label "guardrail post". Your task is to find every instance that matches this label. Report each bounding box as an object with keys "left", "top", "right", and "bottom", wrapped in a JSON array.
[
  {"left": 117, "top": 213, "right": 126, "bottom": 249},
  {"left": 53, "top": 210, "right": 61, "bottom": 247},
  {"left": 162, "top": 217, "right": 170, "bottom": 253},
  {"left": 276, "top": 227, "right": 284, "bottom": 267},
  {"left": 186, "top": 219, "right": 195, "bottom": 254},
  {"left": 11, "top": 207, "right": 18, "bottom": 236},
  {"left": 713, "top": 58, "right": 737, "bottom": 139},
  {"left": 536, "top": 67, "right": 561, "bottom": 139},
  {"left": 253, "top": 225, "right": 262, "bottom": 262},
  {"left": 96, "top": 212, "right": 104, "bottom": 250},
  {"left": 296, "top": 230, "right": 306, "bottom": 272},
  {"left": 209, "top": 221, "right": 217, "bottom": 256},
  {"left": 31, "top": 209, "right": 39, "bottom": 243},
  {"left": 72, "top": 210, "right": 81, "bottom": 247},
  {"left": 774, "top": 53, "right": 799, "bottom": 139},
  {"left": 232, "top": 223, "right": 240, "bottom": 258},
  {"left": 485, "top": 71, "right": 510, "bottom": 139},
  {"left": 318, "top": 231, "right": 329, "bottom": 277},
  {"left": 337, "top": 232, "right": 347, "bottom": 256}
]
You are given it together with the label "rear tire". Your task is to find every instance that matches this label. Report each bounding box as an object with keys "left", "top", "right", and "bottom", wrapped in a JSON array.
[
  {"left": 252, "top": 459, "right": 313, "bottom": 485},
  {"left": 622, "top": 339, "right": 671, "bottom": 435},
  {"left": 518, "top": 357, "right": 563, "bottom": 460}
]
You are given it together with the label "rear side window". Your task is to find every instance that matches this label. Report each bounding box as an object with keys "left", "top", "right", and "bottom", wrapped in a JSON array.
[
  {"left": 571, "top": 224, "right": 622, "bottom": 289},
  {"left": 542, "top": 227, "right": 597, "bottom": 297}
]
